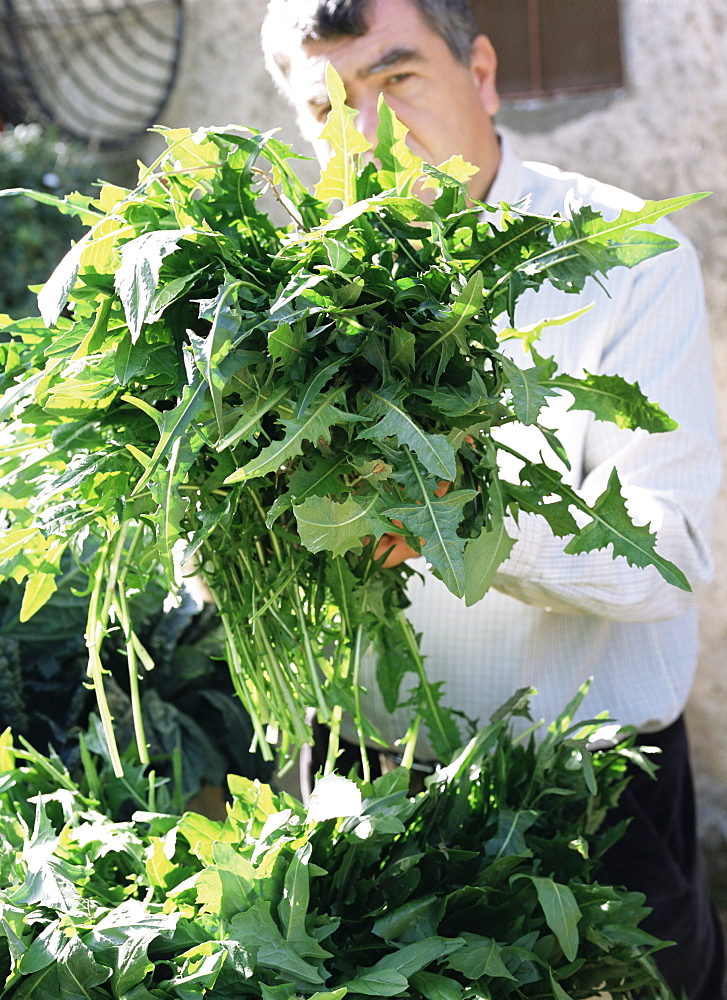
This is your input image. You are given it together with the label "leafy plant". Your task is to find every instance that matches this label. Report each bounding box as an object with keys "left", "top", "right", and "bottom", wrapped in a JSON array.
[
  {"left": 0, "top": 688, "right": 675, "bottom": 999},
  {"left": 0, "top": 71, "right": 703, "bottom": 775}
]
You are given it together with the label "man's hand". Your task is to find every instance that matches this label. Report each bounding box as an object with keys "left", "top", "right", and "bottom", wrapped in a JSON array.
[{"left": 374, "top": 524, "right": 422, "bottom": 568}]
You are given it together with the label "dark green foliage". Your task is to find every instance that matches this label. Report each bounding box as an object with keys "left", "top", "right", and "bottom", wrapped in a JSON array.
[
  {"left": 0, "top": 688, "right": 673, "bottom": 998},
  {"left": 0, "top": 565, "right": 274, "bottom": 802}
]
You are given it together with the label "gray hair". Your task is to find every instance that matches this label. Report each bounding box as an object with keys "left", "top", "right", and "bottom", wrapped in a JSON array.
[{"left": 261, "top": 0, "right": 480, "bottom": 96}]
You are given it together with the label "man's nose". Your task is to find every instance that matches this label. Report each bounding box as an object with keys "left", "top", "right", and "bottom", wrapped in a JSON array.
[{"left": 353, "top": 98, "right": 381, "bottom": 147}]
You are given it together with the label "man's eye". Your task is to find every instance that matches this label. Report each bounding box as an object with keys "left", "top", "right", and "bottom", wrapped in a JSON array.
[{"left": 386, "top": 72, "right": 412, "bottom": 86}]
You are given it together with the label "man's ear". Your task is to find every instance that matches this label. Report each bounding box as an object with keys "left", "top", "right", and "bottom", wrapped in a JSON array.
[{"left": 470, "top": 34, "right": 500, "bottom": 118}]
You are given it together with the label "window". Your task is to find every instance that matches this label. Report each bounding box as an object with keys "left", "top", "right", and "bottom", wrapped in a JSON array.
[{"left": 469, "top": 0, "right": 623, "bottom": 100}]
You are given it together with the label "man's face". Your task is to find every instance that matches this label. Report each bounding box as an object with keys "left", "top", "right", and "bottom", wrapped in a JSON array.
[{"left": 285, "top": 0, "right": 501, "bottom": 201}]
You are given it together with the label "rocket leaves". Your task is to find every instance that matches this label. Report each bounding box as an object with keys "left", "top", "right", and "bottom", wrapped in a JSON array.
[
  {"left": 0, "top": 66, "right": 700, "bottom": 769},
  {"left": 0, "top": 689, "right": 673, "bottom": 999}
]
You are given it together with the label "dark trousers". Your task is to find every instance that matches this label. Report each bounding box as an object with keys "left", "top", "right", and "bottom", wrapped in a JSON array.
[
  {"left": 302, "top": 714, "right": 726, "bottom": 999},
  {"left": 598, "top": 716, "right": 726, "bottom": 1000}
]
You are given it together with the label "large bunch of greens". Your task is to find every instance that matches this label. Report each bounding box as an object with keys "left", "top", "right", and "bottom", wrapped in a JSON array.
[
  {"left": 0, "top": 124, "right": 99, "bottom": 317},
  {"left": 0, "top": 68, "right": 701, "bottom": 773},
  {"left": 0, "top": 689, "right": 674, "bottom": 999}
]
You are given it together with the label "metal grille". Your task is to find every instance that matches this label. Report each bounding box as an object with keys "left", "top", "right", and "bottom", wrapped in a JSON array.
[{"left": 0, "top": 0, "right": 184, "bottom": 150}]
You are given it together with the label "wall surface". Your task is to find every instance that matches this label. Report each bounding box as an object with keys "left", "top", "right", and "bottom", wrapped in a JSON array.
[{"left": 141, "top": 0, "right": 727, "bottom": 869}]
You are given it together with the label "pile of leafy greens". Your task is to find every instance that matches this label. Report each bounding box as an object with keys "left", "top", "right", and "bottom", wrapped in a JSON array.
[
  {"left": 0, "top": 688, "right": 674, "bottom": 999},
  {"left": 0, "top": 66, "right": 700, "bottom": 773}
]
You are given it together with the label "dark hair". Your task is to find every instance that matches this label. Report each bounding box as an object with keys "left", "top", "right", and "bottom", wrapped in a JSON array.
[{"left": 261, "top": 0, "right": 479, "bottom": 95}]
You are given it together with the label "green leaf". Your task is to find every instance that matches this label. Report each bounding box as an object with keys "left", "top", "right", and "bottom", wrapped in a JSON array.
[
  {"left": 360, "top": 385, "right": 457, "bottom": 481},
  {"left": 229, "top": 900, "right": 325, "bottom": 986},
  {"left": 195, "top": 842, "right": 255, "bottom": 921},
  {"left": 84, "top": 902, "right": 178, "bottom": 995},
  {"left": 131, "top": 370, "right": 208, "bottom": 496},
  {"left": 225, "top": 390, "right": 354, "bottom": 483},
  {"left": 555, "top": 193, "right": 710, "bottom": 269},
  {"left": 370, "top": 937, "right": 465, "bottom": 978},
  {"left": 314, "top": 63, "right": 372, "bottom": 206},
  {"left": 409, "top": 971, "right": 464, "bottom": 1000},
  {"left": 373, "top": 895, "right": 443, "bottom": 944},
  {"left": 383, "top": 473, "right": 476, "bottom": 598},
  {"left": 551, "top": 371, "right": 678, "bottom": 432},
  {"left": 548, "top": 969, "right": 574, "bottom": 1000},
  {"left": 294, "top": 494, "right": 383, "bottom": 558},
  {"left": 279, "top": 844, "right": 331, "bottom": 960},
  {"left": 342, "top": 968, "right": 409, "bottom": 996},
  {"left": 499, "top": 352, "right": 558, "bottom": 426},
  {"left": 114, "top": 228, "right": 195, "bottom": 342},
  {"left": 515, "top": 875, "right": 581, "bottom": 962},
  {"left": 463, "top": 511, "right": 515, "bottom": 607},
  {"left": 484, "top": 809, "right": 538, "bottom": 860},
  {"left": 497, "top": 305, "right": 594, "bottom": 351},
  {"left": 563, "top": 467, "right": 690, "bottom": 590},
  {"left": 445, "top": 935, "right": 518, "bottom": 981},
  {"left": 19, "top": 568, "right": 60, "bottom": 622},
  {"left": 374, "top": 97, "right": 424, "bottom": 195},
  {"left": 417, "top": 271, "right": 485, "bottom": 378}
]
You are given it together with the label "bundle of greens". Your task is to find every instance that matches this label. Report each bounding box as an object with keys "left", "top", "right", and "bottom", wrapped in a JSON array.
[
  {"left": 0, "top": 68, "right": 701, "bottom": 772},
  {"left": 0, "top": 689, "right": 674, "bottom": 999}
]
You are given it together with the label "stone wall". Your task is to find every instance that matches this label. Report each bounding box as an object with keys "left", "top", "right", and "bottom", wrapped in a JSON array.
[{"left": 139, "top": 0, "right": 727, "bottom": 870}]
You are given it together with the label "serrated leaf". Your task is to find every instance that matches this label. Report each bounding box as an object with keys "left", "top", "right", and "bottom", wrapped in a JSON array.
[
  {"left": 499, "top": 353, "right": 558, "bottom": 425},
  {"left": 314, "top": 63, "right": 372, "bottom": 206},
  {"left": 294, "top": 493, "right": 382, "bottom": 558},
  {"left": 229, "top": 900, "right": 324, "bottom": 985},
  {"left": 563, "top": 467, "right": 690, "bottom": 590},
  {"left": 114, "top": 228, "right": 195, "bottom": 342},
  {"left": 268, "top": 322, "right": 306, "bottom": 365},
  {"left": 383, "top": 480, "right": 477, "bottom": 598},
  {"left": 497, "top": 304, "right": 594, "bottom": 351},
  {"left": 417, "top": 271, "right": 485, "bottom": 377},
  {"left": 225, "top": 390, "right": 354, "bottom": 483},
  {"left": 552, "top": 371, "right": 678, "bottom": 432},
  {"left": 360, "top": 385, "right": 456, "bottom": 481},
  {"left": 374, "top": 97, "right": 424, "bottom": 195},
  {"left": 556, "top": 193, "right": 709, "bottom": 269}
]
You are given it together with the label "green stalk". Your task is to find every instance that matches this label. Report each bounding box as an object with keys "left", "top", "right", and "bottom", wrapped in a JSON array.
[
  {"left": 85, "top": 537, "right": 123, "bottom": 777},
  {"left": 351, "top": 622, "right": 371, "bottom": 784},
  {"left": 289, "top": 585, "right": 329, "bottom": 723},
  {"left": 116, "top": 587, "right": 149, "bottom": 765},
  {"left": 396, "top": 608, "right": 454, "bottom": 764}
]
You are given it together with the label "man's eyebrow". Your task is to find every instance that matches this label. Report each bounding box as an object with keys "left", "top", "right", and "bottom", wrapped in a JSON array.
[{"left": 360, "top": 46, "right": 423, "bottom": 78}]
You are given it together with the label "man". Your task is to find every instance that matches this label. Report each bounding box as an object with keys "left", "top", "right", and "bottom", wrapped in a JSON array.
[{"left": 261, "top": 1, "right": 725, "bottom": 996}]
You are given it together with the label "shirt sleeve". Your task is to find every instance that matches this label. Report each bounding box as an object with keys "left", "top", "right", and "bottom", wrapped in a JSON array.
[{"left": 492, "top": 230, "right": 721, "bottom": 622}]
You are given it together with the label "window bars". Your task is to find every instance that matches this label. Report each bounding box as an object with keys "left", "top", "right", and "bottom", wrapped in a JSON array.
[{"left": 0, "top": 0, "right": 184, "bottom": 150}]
